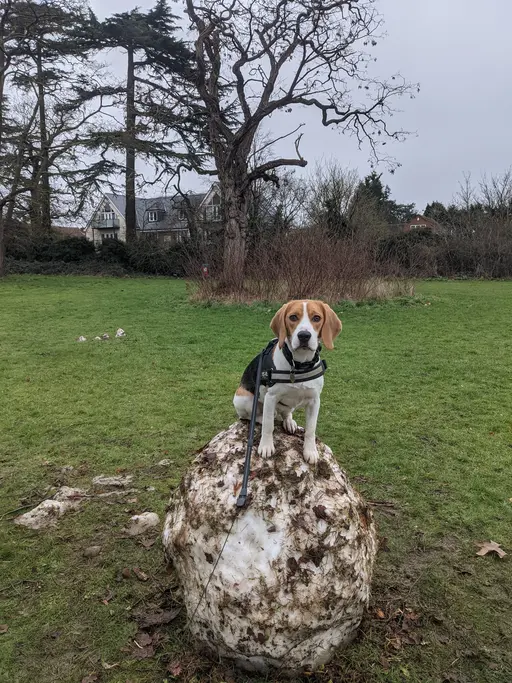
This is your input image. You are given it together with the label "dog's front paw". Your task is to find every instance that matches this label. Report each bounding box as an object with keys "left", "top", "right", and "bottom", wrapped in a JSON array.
[
  {"left": 303, "top": 442, "right": 319, "bottom": 465},
  {"left": 258, "top": 439, "right": 275, "bottom": 458},
  {"left": 282, "top": 415, "right": 298, "bottom": 434}
]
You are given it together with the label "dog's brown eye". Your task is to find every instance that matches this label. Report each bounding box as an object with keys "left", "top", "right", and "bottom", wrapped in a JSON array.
[
  {"left": 312, "top": 315, "right": 321, "bottom": 323},
  {"left": 289, "top": 314, "right": 299, "bottom": 321}
]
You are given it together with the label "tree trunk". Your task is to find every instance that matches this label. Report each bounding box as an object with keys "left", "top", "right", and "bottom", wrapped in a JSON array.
[
  {"left": 36, "top": 44, "right": 51, "bottom": 234},
  {"left": 125, "top": 44, "right": 137, "bottom": 244},
  {"left": 0, "top": 27, "right": 5, "bottom": 276},
  {"left": 0, "top": 214, "right": 5, "bottom": 278},
  {"left": 221, "top": 176, "right": 249, "bottom": 289}
]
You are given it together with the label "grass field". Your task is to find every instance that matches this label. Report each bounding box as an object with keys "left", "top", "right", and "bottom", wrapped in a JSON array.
[{"left": 1, "top": 275, "right": 511, "bottom": 683}]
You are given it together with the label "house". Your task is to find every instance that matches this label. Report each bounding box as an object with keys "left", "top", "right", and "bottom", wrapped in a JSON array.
[
  {"left": 402, "top": 214, "right": 446, "bottom": 235},
  {"left": 52, "top": 226, "right": 86, "bottom": 239},
  {"left": 85, "top": 183, "right": 222, "bottom": 246}
]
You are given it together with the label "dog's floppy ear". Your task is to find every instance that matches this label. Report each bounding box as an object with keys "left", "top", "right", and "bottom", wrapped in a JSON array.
[
  {"left": 320, "top": 303, "right": 342, "bottom": 350},
  {"left": 270, "top": 303, "right": 289, "bottom": 349}
]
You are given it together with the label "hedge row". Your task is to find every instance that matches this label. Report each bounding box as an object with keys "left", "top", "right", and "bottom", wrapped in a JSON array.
[{"left": 6, "top": 235, "right": 193, "bottom": 277}]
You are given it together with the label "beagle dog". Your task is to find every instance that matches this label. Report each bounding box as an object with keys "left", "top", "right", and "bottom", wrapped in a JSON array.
[{"left": 233, "top": 300, "right": 342, "bottom": 464}]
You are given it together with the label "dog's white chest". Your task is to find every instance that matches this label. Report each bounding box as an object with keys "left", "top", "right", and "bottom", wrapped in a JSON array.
[{"left": 259, "top": 377, "right": 324, "bottom": 409}]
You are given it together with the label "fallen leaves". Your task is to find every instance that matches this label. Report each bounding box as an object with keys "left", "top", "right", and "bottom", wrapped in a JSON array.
[
  {"left": 132, "top": 631, "right": 155, "bottom": 659},
  {"left": 81, "top": 675, "right": 99, "bottom": 683},
  {"left": 476, "top": 540, "right": 507, "bottom": 559},
  {"left": 373, "top": 606, "right": 424, "bottom": 652},
  {"left": 133, "top": 606, "right": 181, "bottom": 629},
  {"left": 0, "top": 625, "right": 8, "bottom": 634},
  {"left": 139, "top": 537, "right": 156, "bottom": 550},
  {"left": 167, "top": 660, "right": 183, "bottom": 677}
]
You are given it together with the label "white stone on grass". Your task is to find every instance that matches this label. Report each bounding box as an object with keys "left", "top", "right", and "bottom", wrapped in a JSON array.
[
  {"left": 115, "top": 328, "right": 126, "bottom": 337},
  {"left": 92, "top": 475, "right": 133, "bottom": 488},
  {"left": 14, "top": 487, "right": 87, "bottom": 530},
  {"left": 163, "top": 421, "right": 377, "bottom": 675},
  {"left": 123, "top": 512, "right": 160, "bottom": 536}
]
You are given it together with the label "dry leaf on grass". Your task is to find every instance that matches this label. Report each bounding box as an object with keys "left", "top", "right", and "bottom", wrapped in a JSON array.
[
  {"left": 476, "top": 541, "right": 507, "bottom": 558},
  {"left": 81, "top": 675, "right": 99, "bottom": 683},
  {"left": 133, "top": 607, "right": 181, "bottom": 628},
  {"left": 139, "top": 538, "right": 156, "bottom": 550},
  {"left": 167, "top": 660, "right": 183, "bottom": 677},
  {"left": 132, "top": 631, "right": 154, "bottom": 659},
  {"left": 0, "top": 625, "right": 8, "bottom": 634}
]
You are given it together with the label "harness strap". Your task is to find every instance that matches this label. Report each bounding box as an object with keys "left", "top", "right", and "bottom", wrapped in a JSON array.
[
  {"left": 260, "top": 338, "right": 327, "bottom": 387},
  {"left": 267, "top": 360, "right": 327, "bottom": 384}
]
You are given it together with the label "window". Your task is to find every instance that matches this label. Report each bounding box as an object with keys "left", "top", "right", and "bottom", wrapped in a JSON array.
[
  {"left": 102, "top": 210, "right": 115, "bottom": 222},
  {"left": 204, "top": 193, "right": 222, "bottom": 222},
  {"left": 147, "top": 210, "right": 159, "bottom": 223},
  {"left": 178, "top": 208, "right": 187, "bottom": 221}
]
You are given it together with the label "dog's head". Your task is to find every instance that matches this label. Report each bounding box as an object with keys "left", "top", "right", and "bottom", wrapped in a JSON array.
[{"left": 270, "top": 300, "right": 342, "bottom": 353}]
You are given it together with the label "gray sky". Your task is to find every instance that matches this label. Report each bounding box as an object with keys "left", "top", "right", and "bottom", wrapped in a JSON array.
[{"left": 90, "top": 0, "right": 512, "bottom": 212}]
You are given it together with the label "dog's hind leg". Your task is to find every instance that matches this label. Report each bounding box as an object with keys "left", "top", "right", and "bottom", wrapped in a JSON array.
[{"left": 233, "top": 389, "right": 263, "bottom": 423}]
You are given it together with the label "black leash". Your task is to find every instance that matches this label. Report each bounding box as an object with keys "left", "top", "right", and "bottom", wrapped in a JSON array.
[
  {"left": 236, "top": 349, "right": 264, "bottom": 508},
  {"left": 187, "top": 349, "right": 264, "bottom": 626}
]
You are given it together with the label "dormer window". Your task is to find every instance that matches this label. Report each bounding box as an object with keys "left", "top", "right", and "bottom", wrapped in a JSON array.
[{"left": 148, "top": 210, "right": 159, "bottom": 223}]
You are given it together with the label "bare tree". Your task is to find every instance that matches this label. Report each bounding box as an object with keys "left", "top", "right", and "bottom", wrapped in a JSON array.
[
  {"left": 185, "top": 0, "right": 417, "bottom": 287},
  {"left": 479, "top": 168, "right": 512, "bottom": 219}
]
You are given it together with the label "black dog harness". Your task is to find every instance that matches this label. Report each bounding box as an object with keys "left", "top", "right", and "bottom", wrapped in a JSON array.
[{"left": 259, "top": 338, "right": 327, "bottom": 386}]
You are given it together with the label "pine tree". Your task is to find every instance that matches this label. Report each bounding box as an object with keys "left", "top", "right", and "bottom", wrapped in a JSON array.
[{"left": 69, "top": 1, "right": 200, "bottom": 243}]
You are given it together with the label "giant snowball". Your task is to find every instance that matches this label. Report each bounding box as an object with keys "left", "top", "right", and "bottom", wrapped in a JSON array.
[{"left": 163, "top": 421, "right": 377, "bottom": 674}]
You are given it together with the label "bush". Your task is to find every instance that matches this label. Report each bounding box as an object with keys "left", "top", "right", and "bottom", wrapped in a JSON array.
[
  {"left": 5, "top": 258, "right": 127, "bottom": 276},
  {"left": 377, "top": 229, "right": 444, "bottom": 273},
  {"left": 6, "top": 234, "right": 95, "bottom": 262},
  {"left": 126, "top": 239, "right": 194, "bottom": 277},
  {"left": 97, "top": 238, "right": 129, "bottom": 265}
]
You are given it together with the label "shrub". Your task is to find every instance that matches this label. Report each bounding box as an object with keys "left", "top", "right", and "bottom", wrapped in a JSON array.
[
  {"left": 126, "top": 239, "right": 195, "bottom": 277},
  {"left": 5, "top": 258, "right": 127, "bottom": 276},
  {"left": 97, "top": 238, "right": 129, "bottom": 265},
  {"left": 6, "top": 234, "right": 95, "bottom": 262}
]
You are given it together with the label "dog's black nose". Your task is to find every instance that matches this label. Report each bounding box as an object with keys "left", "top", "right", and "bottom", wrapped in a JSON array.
[{"left": 298, "top": 330, "right": 312, "bottom": 343}]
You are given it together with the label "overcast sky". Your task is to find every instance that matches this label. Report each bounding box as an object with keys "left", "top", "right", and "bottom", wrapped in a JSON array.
[{"left": 90, "top": 0, "right": 512, "bottom": 212}]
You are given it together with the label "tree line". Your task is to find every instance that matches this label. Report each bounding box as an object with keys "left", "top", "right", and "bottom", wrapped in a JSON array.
[{"left": 0, "top": 0, "right": 416, "bottom": 279}]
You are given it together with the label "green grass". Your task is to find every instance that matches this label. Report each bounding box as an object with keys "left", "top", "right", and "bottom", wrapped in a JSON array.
[{"left": 1, "top": 275, "right": 511, "bottom": 683}]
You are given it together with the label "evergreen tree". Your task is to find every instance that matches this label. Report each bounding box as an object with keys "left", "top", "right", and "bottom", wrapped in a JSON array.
[
  {"left": 357, "top": 171, "right": 416, "bottom": 224},
  {"left": 70, "top": 1, "right": 199, "bottom": 243}
]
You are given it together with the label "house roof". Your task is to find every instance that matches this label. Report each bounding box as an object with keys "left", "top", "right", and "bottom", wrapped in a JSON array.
[{"left": 105, "top": 191, "right": 210, "bottom": 232}]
